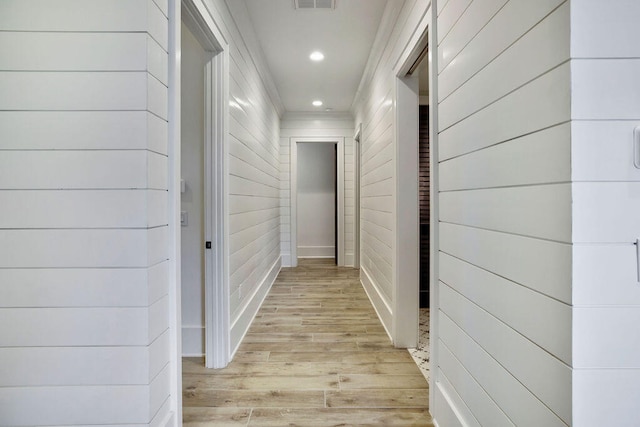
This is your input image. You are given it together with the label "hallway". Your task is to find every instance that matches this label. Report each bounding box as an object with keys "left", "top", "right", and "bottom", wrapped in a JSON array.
[{"left": 182, "top": 259, "right": 431, "bottom": 426}]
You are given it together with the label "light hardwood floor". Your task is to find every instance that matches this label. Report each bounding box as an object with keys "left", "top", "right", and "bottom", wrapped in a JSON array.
[{"left": 183, "top": 259, "right": 433, "bottom": 426}]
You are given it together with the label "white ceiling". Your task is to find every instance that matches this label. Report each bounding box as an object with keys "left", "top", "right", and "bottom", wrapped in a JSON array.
[{"left": 244, "top": 0, "right": 388, "bottom": 113}]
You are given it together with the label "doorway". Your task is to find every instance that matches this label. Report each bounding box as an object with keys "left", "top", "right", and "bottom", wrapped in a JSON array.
[
  {"left": 290, "top": 138, "right": 345, "bottom": 267},
  {"left": 180, "top": 18, "right": 206, "bottom": 359},
  {"left": 179, "top": 0, "right": 230, "bottom": 369},
  {"left": 296, "top": 142, "right": 337, "bottom": 262}
]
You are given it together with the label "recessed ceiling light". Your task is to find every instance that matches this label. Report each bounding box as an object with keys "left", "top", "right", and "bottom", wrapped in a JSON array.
[
  {"left": 309, "top": 51, "right": 325, "bottom": 61},
  {"left": 312, "top": 100, "right": 323, "bottom": 107}
]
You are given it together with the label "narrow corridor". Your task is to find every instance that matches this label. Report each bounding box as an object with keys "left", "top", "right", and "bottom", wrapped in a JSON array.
[{"left": 182, "top": 259, "right": 432, "bottom": 426}]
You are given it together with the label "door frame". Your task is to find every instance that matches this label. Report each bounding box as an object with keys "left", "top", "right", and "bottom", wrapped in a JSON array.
[
  {"left": 354, "top": 124, "right": 362, "bottom": 269},
  {"left": 290, "top": 137, "right": 345, "bottom": 267},
  {"left": 391, "top": 7, "right": 433, "bottom": 349},
  {"left": 181, "top": 0, "right": 230, "bottom": 370},
  {"left": 392, "top": 4, "right": 437, "bottom": 408}
]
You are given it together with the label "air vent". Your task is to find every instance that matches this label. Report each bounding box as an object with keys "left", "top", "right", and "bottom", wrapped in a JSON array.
[{"left": 294, "top": 0, "right": 335, "bottom": 9}]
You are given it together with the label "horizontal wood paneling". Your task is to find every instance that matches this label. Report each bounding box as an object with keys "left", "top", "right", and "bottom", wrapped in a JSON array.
[
  {"left": 440, "top": 253, "right": 571, "bottom": 363},
  {"left": 0, "top": 151, "right": 167, "bottom": 190},
  {"left": 438, "top": 2, "right": 569, "bottom": 130},
  {"left": 0, "top": 365, "right": 170, "bottom": 426},
  {"left": 573, "top": 307, "right": 640, "bottom": 368},
  {"left": 440, "top": 223, "right": 572, "bottom": 303},
  {"left": 435, "top": 2, "right": 572, "bottom": 424},
  {"left": 0, "top": 1, "right": 171, "bottom": 423},
  {"left": 0, "top": 72, "right": 167, "bottom": 118},
  {"left": 440, "top": 184, "right": 572, "bottom": 242},
  {"left": 440, "top": 284, "right": 571, "bottom": 423},
  {"left": 570, "top": 5, "right": 640, "bottom": 422},
  {"left": 0, "top": 262, "right": 168, "bottom": 308},
  {"left": 571, "top": 59, "right": 640, "bottom": 120},
  {"left": 0, "top": 190, "right": 167, "bottom": 229},
  {"left": 0, "top": 296, "right": 168, "bottom": 347},
  {"left": 0, "top": 111, "right": 167, "bottom": 154},
  {"left": 437, "top": 0, "right": 566, "bottom": 101},
  {"left": 573, "top": 368, "right": 640, "bottom": 427},
  {"left": 572, "top": 244, "right": 640, "bottom": 306},
  {"left": 0, "top": 228, "right": 167, "bottom": 268},
  {"left": 571, "top": 121, "right": 640, "bottom": 182},
  {"left": 439, "top": 62, "right": 570, "bottom": 161},
  {"left": 438, "top": 315, "right": 568, "bottom": 426},
  {"left": 573, "top": 183, "right": 640, "bottom": 243},
  {"left": 437, "top": 0, "right": 472, "bottom": 44},
  {"left": 0, "top": 331, "right": 169, "bottom": 386},
  {"left": 437, "top": 0, "right": 507, "bottom": 73},
  {"left": 570, "top": 0, "right": 640, "bottom": 58},
  {"left": 439, "top": 123, "right": 570, "bottom": 191}
]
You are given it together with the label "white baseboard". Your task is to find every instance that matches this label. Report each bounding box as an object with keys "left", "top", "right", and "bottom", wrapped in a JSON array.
[
  {"left": 345, "top": 252, "right": 354, "bottom": 267},
  {"left": 297, "top": 245, "right": 335, "bottom": 258},
  {"left": 433, "top": 372, "right": 470, "bottom": 427},
  {"left": 181, "top": 325, "right": 204, "bottom": 357},
  {"left": 281, "top": 252, "right": 292, "bottom": 267},
  {"left": 360, "top": 266, "right": 392, "bottom": 340},
  {"left": 229, "top": 255, "right": 282, "bottom": 357}
]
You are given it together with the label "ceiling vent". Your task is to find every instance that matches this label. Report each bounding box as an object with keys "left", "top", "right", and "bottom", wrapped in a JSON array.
[{"left": 294, "top": 0, "right": 335, "bottom": 10}]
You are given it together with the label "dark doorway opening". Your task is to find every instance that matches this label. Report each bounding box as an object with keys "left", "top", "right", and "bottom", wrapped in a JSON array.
[{"left": 419, "top": 106, "right": 430, "bottom": 307}]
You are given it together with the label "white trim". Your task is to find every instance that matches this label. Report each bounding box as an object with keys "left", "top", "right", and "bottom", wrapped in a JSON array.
[
  {"left": 290, "top": 137, "right": 345, "bottom": 267},
  {"left": 353, "top": 124, "right": 362, "bottom": 269},
  {"left": 182, "top": 0, "right": 230, "bottom": 370},
  {"left": 345, "top": 253, "right": 355, "bottom": 267},
  {"left": 428, "top": 3, "right": 440, "bottom": 413},
  {"left": 360, "top": 266, "right": 392, "bottom": 340},
  {"left": 297, "top": 246, "right": 336, "bottom": 258},
  {"left": 392, "top": 72, "right": 420, "bottom": 348},
  {"left": 180, "top": 325, "right": 205, "bottom": 357},
  {"left": 167, "top": 0, "right": 182, "bottom": 424},
  {"left": 229, "top": 256, "right": 282, "bottom": 357}
]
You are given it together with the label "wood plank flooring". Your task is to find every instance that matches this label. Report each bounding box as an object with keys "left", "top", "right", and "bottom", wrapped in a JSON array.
[{"left": 183, "top": 259, "right": 433, "bottom": 426}]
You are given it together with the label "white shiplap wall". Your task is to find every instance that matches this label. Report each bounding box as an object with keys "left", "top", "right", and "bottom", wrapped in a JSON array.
[
  {"left": 351, "top": 0, "right": 426, "bottom": 339},
  {"left": 206, "top": 0, "right": 283, "bottom": 354},
  {"left": 280, "top": 112, "right": 355, "bottom": 266},
  {"left": 570, "top": 1, "right": 640, "bottom": 425},
  {"left": 435, "top": 0, "right": 572, "bottom": 425},
  {"left": 0, "top": 0, "right": 173, "bottom": 425}
]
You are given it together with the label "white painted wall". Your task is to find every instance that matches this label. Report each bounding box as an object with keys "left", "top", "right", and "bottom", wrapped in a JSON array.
[
  {"left": 206, "top": 0, "right": 283, "bottom": 354},
  {"left": 351, "top": 0, "right": 424, "bottom": 340},
  {"left": 280, "top": 112, "right": 355, "bottom": 266},
  {"left": 0, "top": 0, "right": 173, "bottom": 425},
  {"left": 353, "top": 0, "right": 577, "bottom": 424},
  {"left": 180, "top": 20, "right": 205, "bottom": 357},
  {"left": 434, "top": 1, "right": 572, "bottom": 425},
  {"left": 570, "top": 1, "right": 640, "bottom": 425},
  {"left": 297, "top": 142, "right": 336, "bottom": 258}
]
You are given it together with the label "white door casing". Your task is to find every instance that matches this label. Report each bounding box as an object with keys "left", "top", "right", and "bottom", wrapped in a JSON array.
[{"left": 290, "top": 137, "right": 345, "bottom": 267}]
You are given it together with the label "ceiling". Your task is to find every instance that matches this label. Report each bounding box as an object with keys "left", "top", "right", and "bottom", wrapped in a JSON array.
[{"left": 244, "top": 0, "right": 388, "bottom": 113}]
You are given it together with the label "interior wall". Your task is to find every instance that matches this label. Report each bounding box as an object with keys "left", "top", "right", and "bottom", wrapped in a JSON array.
[
  {"left": 434, "top": 0, "right": 571, "bottom": 425},
  {"left": 208, "top": 0, "right": 283, "bottom": 352},
  {"left": 0, "top": 0, "right": 173, "bottom": 425},
  {"left": 180, "top": 21, "right": 205, "bottom": 357},
  {"left": 351, "top": 0, "right": 426, "bottom": 339},
  {"left": 297, "top": 142, "right": 336, "bottom": 258},
  {"left": 280, "top": 112, "right": 354, "bottom": 266},
  {"left": 570, "top": 1, "right": 640, "bottom": 425}
]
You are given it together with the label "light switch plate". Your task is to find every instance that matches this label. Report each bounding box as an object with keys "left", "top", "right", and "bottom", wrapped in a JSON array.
[{"left": 180, "top": 211, "right": 188, "bottom": 226}]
